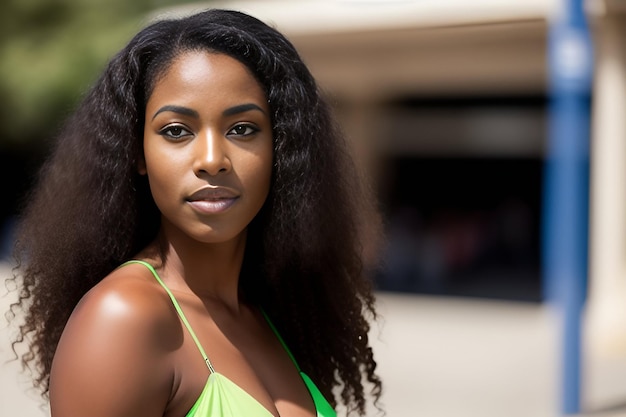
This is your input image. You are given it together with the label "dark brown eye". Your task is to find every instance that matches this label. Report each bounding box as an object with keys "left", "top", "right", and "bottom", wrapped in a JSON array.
[
  {"left": 159, "top": 125, "right": 192, "bottom": 140},
  {"left": 228, "top": 124, "right": 259, "bottom": 137}
]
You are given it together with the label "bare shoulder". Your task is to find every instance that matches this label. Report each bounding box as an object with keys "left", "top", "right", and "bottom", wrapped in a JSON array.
[
  {"left": 59, "top": 261, "right": 176, "bottom": 341},
  {"left": 78, "top": 261, "right": 173, "bottom": 323},
  {"left": 49, "top": 261, "right": 179, "bottom": 417}
]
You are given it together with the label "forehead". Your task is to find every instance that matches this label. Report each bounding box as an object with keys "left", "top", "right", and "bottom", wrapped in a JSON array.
[{"left": 147, "top": 51, "right": 267, "bottom": 109}]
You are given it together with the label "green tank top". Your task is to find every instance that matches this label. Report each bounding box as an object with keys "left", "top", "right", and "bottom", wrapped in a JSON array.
[{"left": 124, "top": 260, "right": 336, "bottom": 417}]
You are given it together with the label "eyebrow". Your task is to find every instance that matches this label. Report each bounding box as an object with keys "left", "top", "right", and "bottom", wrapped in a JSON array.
[
  {"left": 151, "top": 103, "right": 266, "bottom": 120},
  {"left": 222, "top": 103, "right": 267, "bottom": 116},
  {"left": 152, "top": 105, "right": 199, "bottom": 120}
]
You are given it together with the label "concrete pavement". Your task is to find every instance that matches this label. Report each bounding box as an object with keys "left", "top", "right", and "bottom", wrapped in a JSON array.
[{"left": 2, "top": 267, "right": 626, "bottom": 417}]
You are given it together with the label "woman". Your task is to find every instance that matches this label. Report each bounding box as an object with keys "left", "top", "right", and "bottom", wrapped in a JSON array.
[{"left": 9, "top": 8, "right": 383, "bottom": 417}]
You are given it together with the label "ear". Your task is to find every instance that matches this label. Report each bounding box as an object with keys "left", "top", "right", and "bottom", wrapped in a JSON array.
[{"left": 137, "top": 157, "right": 147, "bottom": 175}]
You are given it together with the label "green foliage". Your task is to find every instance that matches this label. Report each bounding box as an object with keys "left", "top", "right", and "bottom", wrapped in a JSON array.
[{"left": 0, "top": 0, "right": 193, "bottom": 146}]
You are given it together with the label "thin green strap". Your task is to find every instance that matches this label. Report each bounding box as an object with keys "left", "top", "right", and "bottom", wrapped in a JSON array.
[
  {"left": 122, "top": 260, "right": 215, "bottom": 373},
  {"left": 261, "top": 310, "right": 301, "bottom": 372}
]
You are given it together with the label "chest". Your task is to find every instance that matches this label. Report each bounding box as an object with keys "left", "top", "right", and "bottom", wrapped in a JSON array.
[{"left": 161, "top": 308, "right": 317, "bottom": 417}]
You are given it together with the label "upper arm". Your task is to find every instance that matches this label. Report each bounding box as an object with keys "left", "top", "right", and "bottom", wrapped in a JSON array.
[{"left": 49, "top": 276, "right": 174, "bottom": 417}]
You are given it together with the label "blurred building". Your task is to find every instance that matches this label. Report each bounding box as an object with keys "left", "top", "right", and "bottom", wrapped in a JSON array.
[
  {"left": 2, "top": 1, "right": 625, "bottom": 416},
  {"left": 155, "top": 0, "right": 626, "bottom": 355},
  {"left": 156, "top": 0, "right": 554, "bottom": 302},
  {"left": 585, "top": 0, "right": 626, "bottom": 360}
]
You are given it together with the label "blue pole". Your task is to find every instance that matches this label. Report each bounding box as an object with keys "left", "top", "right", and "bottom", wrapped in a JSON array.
[{"left": 542, "top": 0, "right": 593, "bottom": 414}]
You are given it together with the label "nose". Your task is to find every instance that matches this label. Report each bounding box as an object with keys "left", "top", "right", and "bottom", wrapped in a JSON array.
[{"left": 193, "top": 130, "right": 232, "bottom": 176}]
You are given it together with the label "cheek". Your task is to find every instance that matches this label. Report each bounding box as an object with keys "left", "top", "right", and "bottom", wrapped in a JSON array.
[
  {"left": 145, "top": 172, "right": 172, "bottom": 214},
  {"left": 243, "top": 149, "right": 273, "bottom": 203},
  {"left": 257, "top": 149, "right": 274, "bottom": 193},
  {"left": 143, "top": 150, "right": 183, "bottom": 208},
  {"left": 144, "top": 140, "right": 188, "bottom": 179}
]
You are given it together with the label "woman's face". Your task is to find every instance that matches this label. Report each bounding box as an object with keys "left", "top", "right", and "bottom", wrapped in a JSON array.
[{"left": 142, "top": 51, "right": 273, "bottom": 245}]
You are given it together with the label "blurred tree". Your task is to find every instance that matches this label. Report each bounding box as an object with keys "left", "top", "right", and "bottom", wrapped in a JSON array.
[
  {"left": 0, "top": 0, "right": 201, "bottom": 228},
  {"left": 0, "top": 0, "right": 193, "bottom": 147}
]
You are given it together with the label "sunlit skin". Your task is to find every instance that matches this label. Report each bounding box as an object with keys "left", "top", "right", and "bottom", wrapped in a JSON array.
[
  {"left": 48, "top": 52, "right": 316, "bottom": 417},
  {"left": 139, "top": 51, "right": 274, "bottom": 305},
  {"left": 142, "top": 52, "right": 273, "bottom": 250}
]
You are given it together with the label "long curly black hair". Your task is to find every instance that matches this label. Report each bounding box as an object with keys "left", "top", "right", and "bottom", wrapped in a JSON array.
[{"left": 8, "top": 8, "right": 383, "bottom": 415}]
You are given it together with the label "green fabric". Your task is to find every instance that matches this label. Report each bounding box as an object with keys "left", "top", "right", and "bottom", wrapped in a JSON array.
[
  {"left": 123, "top": 260, "right": 336, "bottom": 417},
  {"left": 186, "top": 373, "right": 274, "bottom": 417},
  {"left": 301, "top": 372, "right": 338, "bottom": 417}
]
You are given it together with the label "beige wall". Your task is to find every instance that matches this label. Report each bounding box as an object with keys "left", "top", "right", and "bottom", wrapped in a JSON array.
[{"left": 586, "top": 10, "right": 626, "bottom": 357}]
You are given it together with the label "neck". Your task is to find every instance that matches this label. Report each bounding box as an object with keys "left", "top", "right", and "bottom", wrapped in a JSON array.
[{"left": 151, "top": 224, "right": 248, "bottom": 312}]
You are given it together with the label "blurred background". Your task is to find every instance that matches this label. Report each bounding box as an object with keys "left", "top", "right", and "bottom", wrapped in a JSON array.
[{"left": 1, "top": 0, "right": 626, "bottom": 416}]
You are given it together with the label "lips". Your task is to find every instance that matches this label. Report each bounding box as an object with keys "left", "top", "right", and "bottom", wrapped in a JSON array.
[{"left": 186, "top": 187, "right": 239, "bottom": 214}]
